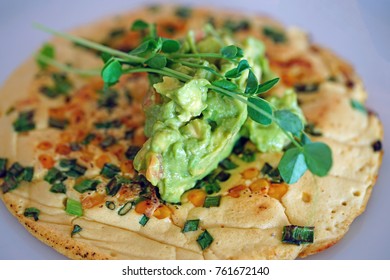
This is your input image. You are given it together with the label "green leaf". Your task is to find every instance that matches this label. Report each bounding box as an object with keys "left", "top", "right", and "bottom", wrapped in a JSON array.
[
  {"left": 256, "top": 77, "right": 280, "bottom": 94},
  {"left": 36, "top": 43, "right": 55, "bottom": 69},
  {"left": 245, "top": 70, "right": 258, "bottom": 94},
  {"left": 275, "top": 110, "right": 303, "bottom": 136},
  {"left": 162, "top": 39, "right": 181, "bottom": 53},
  {"left": 100, "top": 52, "right": 112, "bottom": 63},
  {"left": 221, "top": 45, "right": 240, "bottom": 59},
  {"left": 350, "top": 99, "right": 367, "bottom": 114},
  {"left": 303, "top": 142, "right": 332, "bottom": 177},
  {"left": 247, "top": 97, "right": 273, "bottom": 126},
  {"left": 131, "top": 19, "right": 149, "bottom": 31},
  {"left": 101, "top": 59, "right": 122, "bottom": 86},
  {"left": 211, "top": 80, "right": 238, "bottom": 91},
  {"left": 145, "top": 54, "right": 167, "bottom": 69},
  {"left": 225, "top": 60, "right": 250, "bottom": 79},
  {"left": 130, "top": 40, "right": 152, "bottom": 55},
  {"left": 278, "top": 147, "right": 307, "bottom": 184}
]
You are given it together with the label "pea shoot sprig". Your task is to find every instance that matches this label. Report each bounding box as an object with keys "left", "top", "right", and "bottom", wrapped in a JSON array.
[{"left": 33, "top": 20, "right": 332, "bottom": 184}]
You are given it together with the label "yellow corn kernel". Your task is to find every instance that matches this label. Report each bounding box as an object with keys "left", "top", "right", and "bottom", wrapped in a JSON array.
[
  {"left": 228, "top": 185, "right": 247, "bottom": 198},
  {"left": 242, "top": 168, "right": 259, "bottom": 179},
  {"left": 135, "top": 200, "right": 152, "bottom": 214},
  {"left": 187, "top": 189, "right": 207, "bottom": 207},
  {"left": 268, "top": 183, "right": 288, "bottom": 200},
  {"left": 153, "top": 204, "right": 172, "bottom": 219},
  {"left": 249, "top": 178, "right": 270, "bottom": 193}
]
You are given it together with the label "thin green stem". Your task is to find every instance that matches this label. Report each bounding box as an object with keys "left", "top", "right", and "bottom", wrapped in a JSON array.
[
  {"left": 33, "top": 23, "right": 145, "bottom": 63},
  {"left": 37, "top": 54, "right": 101, "bottom": 76},
  {"left": 175, "top": 60, "right": 225, "bottom": 79},
  {"left": 170, "top": 53, "right": 237, "bottom": 63}
]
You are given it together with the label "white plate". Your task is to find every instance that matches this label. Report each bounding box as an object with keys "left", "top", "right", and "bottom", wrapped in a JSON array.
[{"left": 0, "top": 0, "right": 389, "bottom": 260}]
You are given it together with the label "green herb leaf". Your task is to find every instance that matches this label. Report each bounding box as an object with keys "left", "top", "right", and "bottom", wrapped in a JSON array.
[
  {"left": 220, "top": 45, "right": 243, "bottom": 59},
  {"left": 303, "top": 142, "right": 332, "bottom": 177},
  {"left": 278, "top": 147, "right": 307, "bottom": 184},
  {"left": 71, "top": 224, "right": 82, "bottom": 236},
  {"left": 247, "top": 97, "right": 273, "bottom": 126},
  {"left": 101, "top": 52, "right": 112, "bottom": 63},
  {"left": 36, "top": 43, "right": 55, "bottom": 69},
  {"left": 65, "top": 198, "right": 83, "bottom": 216},
  {"left": 211, "top": 80, "right": 238, "bottom": 91},
  {"left": 256, "top": 77, "right": 280, "bottom": 94},
  {"left": 182, "top": 219, "right": 200, "bottom": 233},
  {"left": 145, "top": 54, "right": 167, "bottom": 69},
  {"left": 102, "top": 59, "right": 122, "bottom": 86},
  {"left": 225, "top": 59, "right": 250, "bottom": 79},
  {"left": 197, "top": 230, "right": 213, "bottom": 250},
  {"left": 245, "top": 70, "right": 258, "bottom": 94},
  {"left": 162, "top": 39, "right": 181, "bottom": 53},
  {"left": 24, "top": 207, "right": 40, "bottom": 221},
  {"left": 275, "top": 110, "right": 303, "bottom": 136},
  {"left": 131, "top": 19, "right": 149, "bottom": 31},
  {"left": 350, "top": 99, "right": 367, "bottom": 114}
]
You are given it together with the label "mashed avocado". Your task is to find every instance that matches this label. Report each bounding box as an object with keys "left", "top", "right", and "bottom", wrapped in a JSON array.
[{"left": 134, "top": 31, "right": 304, "bottom": 203}]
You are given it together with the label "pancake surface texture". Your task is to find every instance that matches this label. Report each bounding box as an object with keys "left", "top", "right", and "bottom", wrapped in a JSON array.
[{"left": 0, "top": 6, "right": 383, "bottom": 259}]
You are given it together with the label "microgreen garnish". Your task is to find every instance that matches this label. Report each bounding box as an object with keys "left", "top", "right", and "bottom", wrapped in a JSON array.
[
  {"left": 37, "top": 43, "right": 55, "bottom": 69},
  {"left": 34, "top": 21, "right": 333, "bottom": 185}
]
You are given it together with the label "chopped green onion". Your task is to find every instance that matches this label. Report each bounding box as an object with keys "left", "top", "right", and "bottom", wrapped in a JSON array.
[
  {"left": 44, "top": 167, "right": 67, "bottom": 184},
  {"left": 94, "top": 119, "right": 122, "bottom": 129},
  {"left": 22, "top": 167, "right": 34, "bottom": 182},
  {"left": 0, "top": 158, "right": 8, "bottom": 178},
  {"left": 71, "top": 224, "right": 82, "bottom": 236},
  {"left": 139, "top": 214, "right": 149, "bottom": 226},
  {"left": 8, "top": 162, "right": 24, "bottom": 178},
  {"left": 263, "top": 26, "right": 286, "bottom": 43},
  {"left": 372, "top": 140, "right": 382, "bottom": 152},
  {"left": 65, "top": 198, "right": 83, "bottom": 216},
  {"left": 1, "top": 175, "right": 19, "bottom": 193},
  {"left": 105, "top": 201, "right": 116, "bottom": 210},
  {"left": 81, "top": 133, "right": 96, "bottom": 145},
  {"left": 98, "top": 89, "right": 119, "bottom": 110},
  {"left": 65, "top": 163, "right": 87, "bottom": 178},
  {"left": 100, "top": 163, "right": 121, "bottom": 179},
  {"left": 203, "top": 195, "right": 221, "bottom": 208},
  {"left": 74, "top": 179, "right": 100, "bottom": 193},
  {"left": 240, "top": 149, "right": 256, "bottom": 162},
  {"left": 105, "top": 178, "right": 122, "bottom": 196},
  {"left": 124, "top": 129, "right": 135, "bottom": 140},
  {"left": 125, "top": 146, "right": 141, "bottom": 160},
  {"left": 118, "top": 201, "right": 133, "bottom": 216},
  {"left": 59, "top": 158, "right": 77, "bottom": 169},
  {"left": 261, "top": 163, "right": 273, "bottom": 175},
  {"left": 197, "top": 230, "right": 213, "bottom": 250},
  {"left": 182, "top": 219, "right": 200, "bottom": 233},
  {"left": 48, "top": 117, "right": 69, "bottom": 130},
  {"left": 215, "top": 171, "right": 230, "bottom": 182},
  {"left": 219, "top": 158, "right": 238, "bottom": 170},
  {"left": 100, "top": 135, "right": 117, "bottom": 149},
  {"left": 175, "top": 6, "right": 192, "bottom": 18},
  {"left": 23, "top": 207, "right": 40, "bottom": 221},
  {"left": 224, "top": 19, "right": 250, "bottom": 32},
  {"left": 351, "top": 99, "right": 367, "bottom": 114},
  {"left": 204, "top": 181, "right": 221, "bottom": 195},
  {"left": 13, "top": 110, "right": 35, "bottom": 132},
  {"left": 294, "top": 83, "right": 319, "bottom": 93},
  {"left": 282, "top": 225, "right": 314, "bottom": 245},
  {"left": 69, "top": 142, "right": 82, "bottom": 151},
  {"left": 50, "top": 182, "right": 67, "bottom": 194},
  {"left": 232, "top": 137, "right": 249, "bottom": 155}
]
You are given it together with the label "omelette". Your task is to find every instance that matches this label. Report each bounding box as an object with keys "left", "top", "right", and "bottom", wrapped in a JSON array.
[{"left": 0, "top": 5, "right": 383, "bottom": 259}]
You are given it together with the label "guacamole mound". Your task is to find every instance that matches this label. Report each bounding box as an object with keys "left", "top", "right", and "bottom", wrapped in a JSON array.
[{"left": 134, "top": 31, "right": 304, "bottom": 203}]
